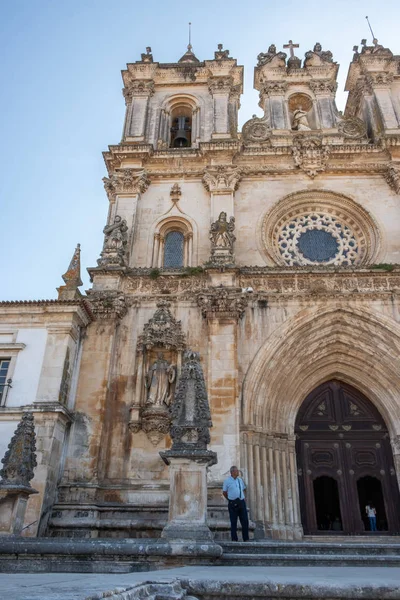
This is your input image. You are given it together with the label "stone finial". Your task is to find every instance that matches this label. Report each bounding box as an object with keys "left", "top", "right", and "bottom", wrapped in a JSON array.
[
  {"left": 168, "top": 350, "right": 215, "bottom": 457},
  {"left": 215, "top": 43, "right": 230, "bottom": 60},
  {"left": 141, "top": 46, "right": 153, "bottom": 63},
  {"left": 0, "top": 413, "right": 37, "bottom": 490},
  {"left": 283, "top": 40, "right": 301, "bottom": 68},
  {"left": 57, "top": 244, "right": 83, "bottom": 300},
  {"left": 170, "top": 183, "right": 182, "bottom": 203}
]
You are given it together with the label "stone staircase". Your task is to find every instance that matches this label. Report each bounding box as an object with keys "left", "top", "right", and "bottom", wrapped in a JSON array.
[{"left": 219, "top": 539, "right": 400, "bottom": 567}]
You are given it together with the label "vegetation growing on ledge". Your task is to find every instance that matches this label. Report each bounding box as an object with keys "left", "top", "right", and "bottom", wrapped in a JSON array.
[
  {"left": 371, "top": 264, "right": 395, "bottom": 272},
  {"left": 180, "top": 266, "right": 204, "bottom": 277},
  {"left": 149, "top": 268, "right": 161, "bottom": 279}
]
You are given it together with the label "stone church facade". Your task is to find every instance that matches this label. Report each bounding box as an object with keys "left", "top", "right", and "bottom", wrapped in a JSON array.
[{"left": 1, "top": 38, "right": 400, "bottom": 541}]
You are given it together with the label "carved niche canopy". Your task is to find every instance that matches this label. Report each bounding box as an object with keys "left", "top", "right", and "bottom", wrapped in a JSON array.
[{"left": 137, "top": 301, "right": 186, "bottom": 352}]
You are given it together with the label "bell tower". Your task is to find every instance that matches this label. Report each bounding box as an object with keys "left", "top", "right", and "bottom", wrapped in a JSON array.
[
  {"left": 253, "top": 41, "right": 339, "bottom": 132},
  {"left": 121, "top": 44, "right": 243, "bottom": 149},
  {"left": 345, "top": 39, "right": 400, "bottom": 140}
]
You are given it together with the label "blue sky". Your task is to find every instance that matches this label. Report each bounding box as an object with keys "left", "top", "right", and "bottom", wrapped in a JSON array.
[{"left": 1, "top": 0, "right": 399, "bottom": 300}]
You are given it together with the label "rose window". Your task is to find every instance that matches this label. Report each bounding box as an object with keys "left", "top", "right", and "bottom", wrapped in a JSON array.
[
  {"left": 278, "top": 213, "right": 359, "bottom": 266},
  {"left": 260, "top": 191, "right": 381, "bottom": 267}
]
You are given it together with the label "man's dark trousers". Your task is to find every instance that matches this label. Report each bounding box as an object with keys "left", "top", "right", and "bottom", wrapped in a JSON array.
[{"left": 228, "top": 498, "right": 249, "bottom": 541}]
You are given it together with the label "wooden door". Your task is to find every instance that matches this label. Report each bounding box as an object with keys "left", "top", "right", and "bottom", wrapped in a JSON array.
[{"left": 296, "top": 380, "right": 400, "bottom": 535}]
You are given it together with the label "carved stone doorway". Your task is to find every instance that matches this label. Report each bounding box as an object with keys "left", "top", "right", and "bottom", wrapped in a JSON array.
[{"left": 295, "top": 380, "right": 400, "bottom": 535}]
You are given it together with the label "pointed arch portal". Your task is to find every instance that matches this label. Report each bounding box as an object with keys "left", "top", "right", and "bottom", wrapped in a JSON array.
[
  {"left": 241, "top": 306, "right": 400, "bottom": 539},
  {"left": 296, "top": 380, "right": 400, "bottom": 535}
]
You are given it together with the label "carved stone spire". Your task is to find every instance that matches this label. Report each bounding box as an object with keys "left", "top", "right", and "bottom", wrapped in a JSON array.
[
  {"left": 164, "top": 350, "right": 216, "bottom": 458},
  {"left": 0, "top": 412, "right": 37, "bottom": 490},
  {"left": 159, "top": 351, "right": 217, "bottom": 544},
  {"left": 57, "top": 244, "right": 83, "bottom": 300}
]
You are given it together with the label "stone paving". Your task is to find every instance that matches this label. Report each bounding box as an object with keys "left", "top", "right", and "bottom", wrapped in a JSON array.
[{"left": 2, "top": 566, "right": 400, "bottom": 600}]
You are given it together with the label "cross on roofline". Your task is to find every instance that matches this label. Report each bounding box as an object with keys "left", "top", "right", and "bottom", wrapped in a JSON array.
[{"left": 283, "top": 40, "right": 299, "bottom": 58}]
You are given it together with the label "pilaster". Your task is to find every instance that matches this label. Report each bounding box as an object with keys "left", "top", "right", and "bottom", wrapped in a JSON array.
[
  {"left": 197, "top": 286, "right": 247, "bottom": 479},
  {"left": 62, "top": 292, "right": 127, "bottom": 485},
  {"left": 202, "top": 165, "right": 242, "bottom": 221}
]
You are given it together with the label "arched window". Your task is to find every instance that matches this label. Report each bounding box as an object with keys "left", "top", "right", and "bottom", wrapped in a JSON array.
[
  {"left": 163, "top": 231, "right": 184, "bottom": 267},
  {"left": 151, "top": 219, "right": 193, "bottom": 268}
]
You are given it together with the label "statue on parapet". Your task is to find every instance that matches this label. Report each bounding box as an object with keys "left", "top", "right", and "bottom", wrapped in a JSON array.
[
  {"left": 304, "top": 42, "right": 333, "bottom": 66},
  {"left": 257, "top": 44, "right": 287, "bottom": 67}
]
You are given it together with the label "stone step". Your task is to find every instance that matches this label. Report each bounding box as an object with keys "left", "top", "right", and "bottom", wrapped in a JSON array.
[
  {"left": 221, "top": 541, "right": 400, "bottom": 556},
  {"left": 218, "top": 552, "right": 400, "bottom": 567}
]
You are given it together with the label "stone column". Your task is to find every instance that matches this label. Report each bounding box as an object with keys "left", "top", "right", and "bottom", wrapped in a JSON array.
[
  {"left": 160, "top": 351, "right": 219, "bottom": 551},
  {"left": 244, "top": 431, "right": 303, "bottom": 540},
  {"left": 0, "top": 413, "right": 38, "bottom": 536}
]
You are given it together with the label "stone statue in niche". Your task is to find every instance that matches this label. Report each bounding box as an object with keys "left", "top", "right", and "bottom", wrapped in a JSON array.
[
  {"left": 292, "top": 108, "right": 311, "bottom": 131},
  {"left": 145, "top": 352, "right": 176, "bottom": 407},
  {"left": 210, "top": 212, "right": 236, "bottom": 250}
]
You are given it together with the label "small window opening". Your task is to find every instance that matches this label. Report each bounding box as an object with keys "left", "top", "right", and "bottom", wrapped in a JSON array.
[{"left": 164, "top": 231, "right": 184, "bottom": 267}]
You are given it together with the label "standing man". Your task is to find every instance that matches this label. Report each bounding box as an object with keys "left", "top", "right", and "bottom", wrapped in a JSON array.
[{"left": 222, "top": 465, "right": 249, "bottom": 542}]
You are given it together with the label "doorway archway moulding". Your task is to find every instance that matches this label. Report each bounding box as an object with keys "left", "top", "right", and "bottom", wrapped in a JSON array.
[{"left": 242, "top": 304, "right": 400, "bottom": 437}]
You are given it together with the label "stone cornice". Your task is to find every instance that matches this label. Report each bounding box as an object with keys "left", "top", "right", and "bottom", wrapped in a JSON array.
[
  {"left": 112, "top": 267, "right": 400, "bottom": 302},
  {"left": 0, "top": 299, "right": 93, "bottom": 325},
  {"left": 0, "top": 402, "right": 75, "bottom": 424}
]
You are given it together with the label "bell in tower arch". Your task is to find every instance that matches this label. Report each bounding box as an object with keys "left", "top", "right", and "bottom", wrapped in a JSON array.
[{"left": 170, "top": 115, "right": 192, "bottom": 148}]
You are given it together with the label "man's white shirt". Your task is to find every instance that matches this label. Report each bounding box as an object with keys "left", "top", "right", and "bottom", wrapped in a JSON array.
[{"left": 223, "top": 476, "right": 246, "bottom": 500}]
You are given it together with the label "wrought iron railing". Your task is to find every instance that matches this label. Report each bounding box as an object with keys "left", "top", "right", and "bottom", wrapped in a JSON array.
[{"left": 0, "top": 378, "right": 12, "bottom": 407}]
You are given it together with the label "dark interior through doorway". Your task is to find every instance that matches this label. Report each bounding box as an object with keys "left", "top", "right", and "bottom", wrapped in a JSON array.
[
  {"left": 357, "top": 476, "right": 388, "bottom": 531},
  {"left": 313, "top": 476, "right": 343, "bottom": 531}
]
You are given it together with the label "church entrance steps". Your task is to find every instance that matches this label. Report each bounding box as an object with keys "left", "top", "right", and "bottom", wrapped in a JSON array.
[
  {"left": 305, "top": 535, "right": 400, "bottom": 543},
  {"left": 219, "top": 540, "right": 400, "bottom": 567}
]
